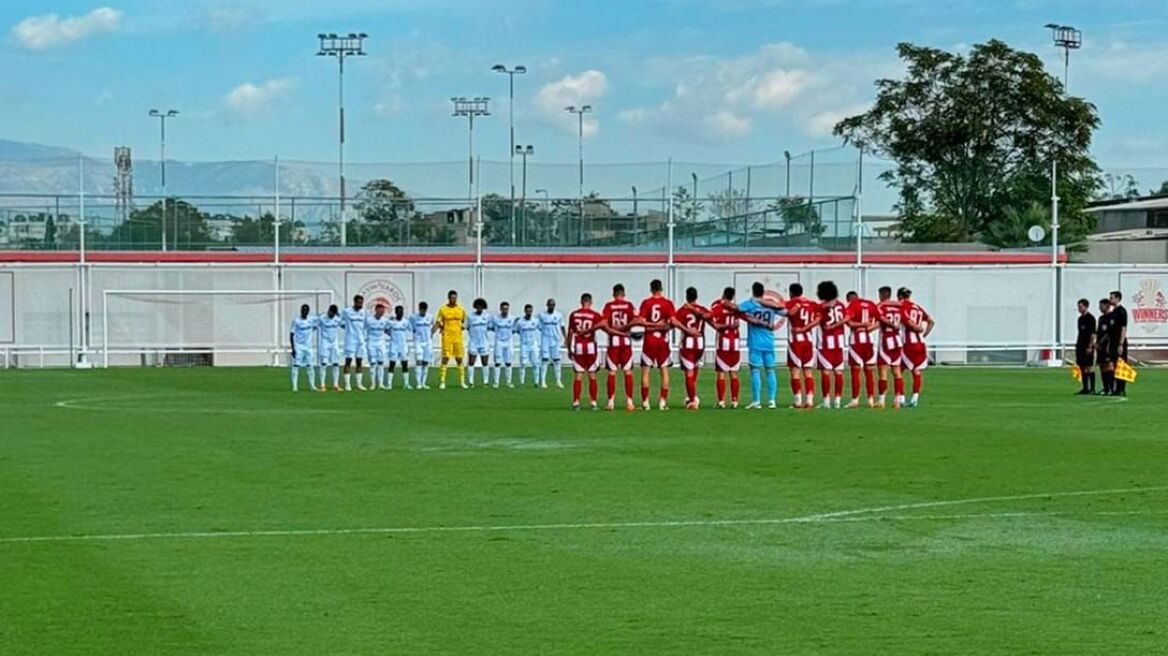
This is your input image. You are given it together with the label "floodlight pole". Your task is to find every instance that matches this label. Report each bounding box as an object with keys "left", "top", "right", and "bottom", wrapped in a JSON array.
[
  {"left": 1045, "top": 23, "right": 1081, "bottom": 363},
  {"left": 317, "top": 32, "right": 368, "bottom": 247},
  {"left": 493, "top": 65, "right": 526, "bottom": 245},
  {"left": 516, "top": 144, "right": 533, "bottom": 244},
  {"left": 149, "top": 109, "right": 178, "bottom": 251},
  {"left": 452, "top": 97, "right": 490, "bottom": 204},
  {"left": 565, "top": 105, "right": 592, "bottom": 239}
]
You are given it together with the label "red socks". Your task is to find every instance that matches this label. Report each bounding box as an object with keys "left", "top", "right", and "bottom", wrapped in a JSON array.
[
  {"left": 641, "top": 384, "right": 650, "bottom": 403},
  {"left": 716, "top": 377, "right": 726, "bottom": 402},
  {"left": 833, "top": 372, "right": 843, "bottom": 397},
  {"left": 684, "top": 371, "right": 697, "bottom": 401},
  {"left": 589, "top": 378, "right": 598, "bottom": 403},
  {"left": 864, "top": 369, "right": 875, "bottom": 397},
  {"left": 790, "top": 373, "right": 802, "bottom": 395},
  {"left": 850, "top": 366, "right": 861, "bottom": 398},
  {"left": 730, "top": 377, "right": 740, "bottom": 402},
  {"left": 607, "top": 373, "right": 616, "bottom": 401},
  {"left": 624, "top": 373, "right": 634, "bottom": 400},
  {"left": 912, "top": 372, "right": 922, "bottom": 394},
  {"left": 894, "top": 377, "right": 905, "bottom": 396},
  {"left": 878, "top": 378, "right": 888, "bottom": 395},
  {"left": 573, "top": 379, "right": 582, "bottom": 404}
]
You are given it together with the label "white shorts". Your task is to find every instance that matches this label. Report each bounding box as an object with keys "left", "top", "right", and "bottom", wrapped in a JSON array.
[
  {"left": 468, "top": 340, "right": 490, "bottom": 357},
  {"left": 540, "top": 340, "right": 561, "bottom": 362},
  {"left": 319, "top": 343, "right": 341, "bottom": 366},
  {"left": 388, "top": 342, "right": 408, "bottom": 363},
  {"left": 495, "top": 344, "right": 513, "bottom": 365},
  {"left": 293, "top": 347, "right": 314, "bottom": 367},
  {"left": 365, "top": 344, "right": 385, "bottom": 365},
  {"left": 521, "top": 344, "right": 540, "bottom": 366},
  {"left": 414, "top": 342, "right": 433, "bottom": 364},
  {"left": 344, "top": 340, "right": 366, "bottom": 360}
]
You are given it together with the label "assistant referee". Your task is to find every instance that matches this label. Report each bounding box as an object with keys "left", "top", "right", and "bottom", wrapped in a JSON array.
[{"left": 1074, "top": 299, "right": 1096, "bottom": 395}]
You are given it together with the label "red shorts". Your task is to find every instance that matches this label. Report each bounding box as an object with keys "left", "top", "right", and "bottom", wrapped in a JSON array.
[
  {"left": 902, "top": 343, "right": 929, "bottom": 371},
  {"left": 679, "top": 348, "right": 703, "bottom": 371},
  {"left": 878, "top": 334, "right": 903, "bottom": 367},
  {"left": 605, "top": 345, "right": 633, "bottom": 371},
  {"left": 848, "top": 343, "right": 876, "bottom": 366},
  {"left": 787, "top": 340, "right": 815, "bottom": 368},
  {"left": 817, "top": 348, "right": 845, "bottom": 371},
  {"left": 714, "top": 349, "right": 741, "bottom": 372},
  {"left": 571, "top": 342, "right": 600, "bottom": 373},
  {"left": 641, "top": 339, "right": 671, "bottom": 368}
]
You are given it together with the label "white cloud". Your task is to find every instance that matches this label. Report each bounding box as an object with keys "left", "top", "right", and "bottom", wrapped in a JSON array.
[
  {"left": 197, "top": 4, "right": 268, "bottom": 32},
  {"left": 619, "top": 42, "right": 893, "bottom": 142},
  {"left": 704, "top": 111, "right": 752, "bottom": 137},
  {"left": 223, "top": 78, "right": 296, "bottom": 118},
  {"left": 10, "top": 7, "right": 123, "bottom": 50},
  {"left": 533, "top": 70, "right": 608, "bottom": 138}
]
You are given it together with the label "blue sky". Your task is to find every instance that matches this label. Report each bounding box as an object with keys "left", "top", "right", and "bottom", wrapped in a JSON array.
[{"left": 2, "top": 0, "right": 1166, "bottom": 168}]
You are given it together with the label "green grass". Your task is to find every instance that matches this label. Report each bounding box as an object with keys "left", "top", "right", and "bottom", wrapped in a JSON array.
[{"left": 1, "top": 366, "right": 1165, "bottom": 655}]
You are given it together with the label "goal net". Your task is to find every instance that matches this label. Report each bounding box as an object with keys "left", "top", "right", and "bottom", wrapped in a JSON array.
[{"left": 102, "top": 289, "right": 333, "bottom": 367}]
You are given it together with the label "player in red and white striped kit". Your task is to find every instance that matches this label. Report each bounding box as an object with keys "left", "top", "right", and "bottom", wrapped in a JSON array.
[
  {"left": 875, "top": 285, "right": 905, "bottom": 408},
  {"left": 845, "top": 291, "right": 880, "bottom": 408},
  {"left": 674, "top": 287, "right": 711, "bottom": 410},
  {"left": 816, "top": 280, "right": 848, "bottom": 409},
  {"left": 898, "top": 287, "right": 935, "bottom": 408},
  {"left": 602, "top": 284, "right": 638, "bottom": 411},
  {"left": 566, "top": 292, "right": 607, "bottom": 411},
  {"left": 638, "top": 279, "right": 678, "bottom": 411},
  {"left": 784, "top": 282, "right": 821, "bottom": 408},
  {"left": 710, "top": 287, "right": 743, "bottom": 409}
]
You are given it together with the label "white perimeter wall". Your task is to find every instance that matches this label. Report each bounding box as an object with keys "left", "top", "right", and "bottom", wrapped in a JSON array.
[{"left": 1, "top": 262, "right": 1165, "bottom": 367}]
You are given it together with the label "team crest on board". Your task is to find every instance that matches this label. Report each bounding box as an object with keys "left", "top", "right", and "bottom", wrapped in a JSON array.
[{"left": 358, "top": 279, "right": 407, "bottom": 312}]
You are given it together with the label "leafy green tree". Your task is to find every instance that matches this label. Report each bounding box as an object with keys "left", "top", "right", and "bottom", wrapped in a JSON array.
[
  {"left": 769, "top": 197, "right": 824, "bottom": 237},
  {"left": 707, "top": 188, "right": 750, "bottom": 219},
  {"left": 230, "top": 212, "right": 302, "bottom": 246},
  {"left": 354, "top": 179, "right": 414, "bottom": 245},
  {"left": 110, "top": 199, "right": 212, "bottom": 249},
  {"left": 1153, "top": 180, "right": 1168, "bottom": 196},
  {"left": 982, "top": 201, "right": 1049, "bottom": 248},
  {"left": 43, "top": 216, "right": 56, "bottom": 247},
  {"left": 834, "top": 39, "right": 1100, "bottom": 246},
  {"left": 1099, "top": 173, "right": 1141, "bottom": 200}
]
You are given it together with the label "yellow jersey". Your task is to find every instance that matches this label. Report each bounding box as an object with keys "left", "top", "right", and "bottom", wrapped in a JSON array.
[{"left": 436, "top": 304, "right": 466, "bottom": 341}]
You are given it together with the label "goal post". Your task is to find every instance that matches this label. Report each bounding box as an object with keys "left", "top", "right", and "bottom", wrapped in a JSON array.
[{"left": 101, "top": 289, "right": 333, "bottom": 368}]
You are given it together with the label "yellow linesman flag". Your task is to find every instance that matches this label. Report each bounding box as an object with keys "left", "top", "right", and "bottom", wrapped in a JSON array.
[
  {"left": 1071, "top": 364, "right": 1082, "bottom": 381},
  {"left": 1115, "top": 359, "right": 1138, "bottom": 384}
]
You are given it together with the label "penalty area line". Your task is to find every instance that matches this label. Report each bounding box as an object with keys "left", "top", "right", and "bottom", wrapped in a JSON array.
[{"left": 1, "top": 485, "right": 1165, "bottom": 545}]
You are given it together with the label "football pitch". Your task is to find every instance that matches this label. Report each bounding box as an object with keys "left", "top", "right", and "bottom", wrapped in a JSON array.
[{"left": 1, "top": 367, "right": 1165, "bottom": 655}]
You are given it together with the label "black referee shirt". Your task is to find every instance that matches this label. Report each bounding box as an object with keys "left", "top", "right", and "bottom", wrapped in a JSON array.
[{"left": 1076, "top": 312, "right": 1096, "bottom": 351}]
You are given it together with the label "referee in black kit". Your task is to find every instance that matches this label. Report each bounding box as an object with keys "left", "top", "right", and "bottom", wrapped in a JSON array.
[
  {"left": 1109, "top": 290, "right": 1129, "bottom": 395},
  {"left": 1074, "top": 299, "right": 1096, "bottom": 395},
  {"left": 1095, "top": 298, "right": 1117, "bottom": 395}
]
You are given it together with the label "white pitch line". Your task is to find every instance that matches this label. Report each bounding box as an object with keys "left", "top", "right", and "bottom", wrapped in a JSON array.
[
  {"left": 1, "top": 485, "right": 1164, "bottom": 545},
  {"left": 53, "top": 395, "right": 344, "bottom": 415}
]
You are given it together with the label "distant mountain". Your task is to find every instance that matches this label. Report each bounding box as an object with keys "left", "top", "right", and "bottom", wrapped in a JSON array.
[{"left": 0, "top": 139, "right": 81, "bottom": 161}]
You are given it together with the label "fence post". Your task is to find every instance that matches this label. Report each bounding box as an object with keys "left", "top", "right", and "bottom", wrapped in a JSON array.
[{"left": 667, "top": 158, "right": 674, "bottom": 269}]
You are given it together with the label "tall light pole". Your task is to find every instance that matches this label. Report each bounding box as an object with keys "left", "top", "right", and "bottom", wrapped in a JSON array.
[
  {"left": 149, "top": 109, "right": 178, "bottom": 251},
  {"left": 564, "top": 105, "right": 593, "bottom": 238},
  {"left": 492, "top": 65, "right": 526, "bottom": 245},
  {"left": 515, "top": 144, "right": 533, "bottom": 244},
  {"left": 452, "top": 97, "right": 491, "bottom": 204},
  {"left": 783, "top": 150, "right": 792, "bottom": 198},
  {"left": 1045, "top": 23, "right": 1081, "bottom": 363},
  {"left": 317, "top": 32, "right": 367, "bottom": 247}
]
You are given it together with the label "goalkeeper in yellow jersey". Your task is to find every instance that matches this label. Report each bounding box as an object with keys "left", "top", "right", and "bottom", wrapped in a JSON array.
[{"left": 433, "top": 289, "right": 468, "bottom": 389}]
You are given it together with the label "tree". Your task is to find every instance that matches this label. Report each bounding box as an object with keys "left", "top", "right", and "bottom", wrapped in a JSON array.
[
  {"left": 231, "top": 212, "right": 301, "bottom": 246},
  {"left": 834, "top": 40, "right": 1100, "bottom": 247},
  {"left": 671, "top": 186, "right": 703, "bottom": 223},
  {"left": 354, "top": 179, "right": 413, "bottom": 245},
  {"left": 707, "top": 188, "right": 750, "bottom": 219},
  {"left": 43, "top": 216, "right": 57, "bottom": 247},
  {"left": 769, "top": 197, "right": 824, "bottom": 237},
  {"left": 982, "top": 201, "right": 1049, "bottom": 249},
  {"left": 1153, "top": 180, "right": 1168, "bottom": 196},
  {"left": 110, "top": 199, "right": 212, "bottom": 249},
  {"left": 1098, "top": 173, "right": 1141, "bottom": 201}
]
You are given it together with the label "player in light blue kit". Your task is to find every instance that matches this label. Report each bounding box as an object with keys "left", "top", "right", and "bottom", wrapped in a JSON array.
[
  {"left": 364, "top": 304, "right": 392, "bottom": 390},
  {"left": 289, "top": 304, "right": 319, "bottom": 392},
  {"left": 737, "top": 282, "right": 787, "bottom": 409},
  {"left": 516, "top": 303, "right": 541, "bottom": 387},
  {"left": 467, "top": 298, "right": 492, "bottom": 387},
  {"left": 341, "top": 295, "right": 368, "bottom": 391},
  {"left": 408, "top": 301, "right": 434, "bottom": 389},
  {"left": 385, "top": 305, "right": 412, "bottom": 390},
  {"left": 317, "top": 304, "right": 344, "bottom": 391},
  {"left": 538, "top": 298, "right": 566, "bottom": 389},
  {"left": 489, "top": 301, "right": 517, "bottom": 388}
]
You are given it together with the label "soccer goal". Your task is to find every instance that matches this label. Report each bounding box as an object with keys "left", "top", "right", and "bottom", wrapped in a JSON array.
[{"left": 101, "top": 289, "right": 333, "bottom": 368}]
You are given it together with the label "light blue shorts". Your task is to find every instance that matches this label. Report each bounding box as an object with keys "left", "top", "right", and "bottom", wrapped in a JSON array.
[{"left": 748, "top": 349, "right": 776, "bottom": 369}]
